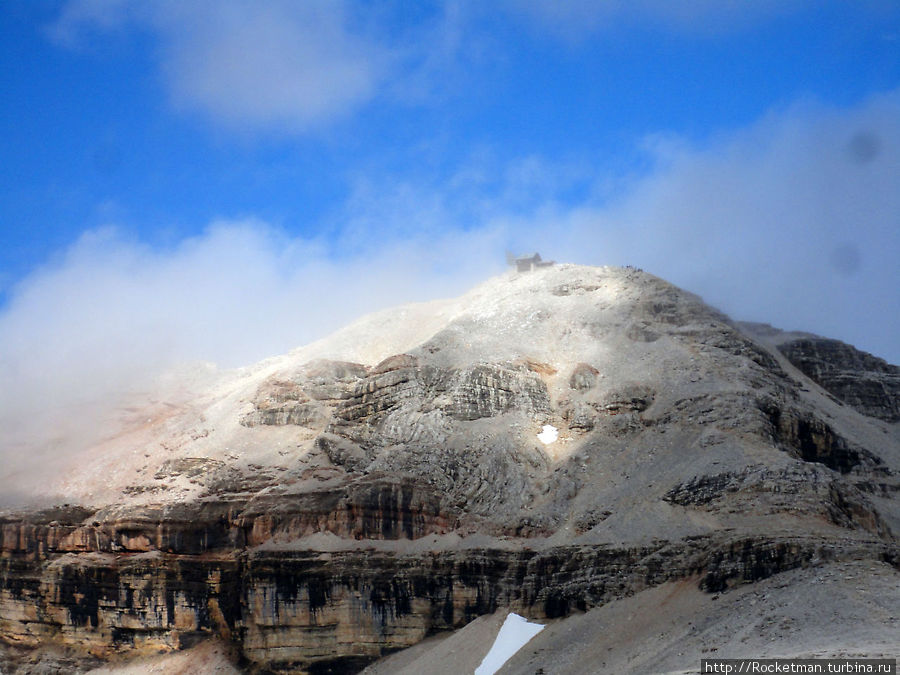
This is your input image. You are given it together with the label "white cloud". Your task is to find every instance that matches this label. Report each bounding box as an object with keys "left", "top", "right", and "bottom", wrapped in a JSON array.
[
  {"left": 330, "top": 91, "right": 900, "bottom": 368},
  {"left": 48, "top": 0, "right": 820, "bottom": 133},
  {"left": 48, "top": 0, "right": 134, "bottom": 46},
  {"left": 0, "top": 220, "right": 505, "bottom": 496},
  {"left": 158, "top": 1, "right": 388, "bottom": 130},
  {"left": 50, "top": 0, "right": 393, "bottom": 132},
  {"left": 518, "top": 91, "right": 900, "bottom": 365},
  {"left": 49, "top": 0, "right": 480, "bottom": 133},
  {"left": 331, "top": 88, "right": 900, "bottom": 366},
  {"left": 501, "top": 0, "right": 805, "bottom": 39},
  {"left": 1, "top": 89, "right": 897, "bottom": 501}
]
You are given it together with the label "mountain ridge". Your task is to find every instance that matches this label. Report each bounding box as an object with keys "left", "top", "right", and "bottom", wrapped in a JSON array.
[{"left": 1, "top": 264, "right": 897, "bottom": 674}]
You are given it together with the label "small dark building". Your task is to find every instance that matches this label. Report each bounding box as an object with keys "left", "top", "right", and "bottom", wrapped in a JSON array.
[{"left": 506, "top": 252, "right": 555, "bottom": 272}]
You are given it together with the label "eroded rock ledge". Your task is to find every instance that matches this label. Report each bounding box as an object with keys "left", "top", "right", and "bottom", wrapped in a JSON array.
[
  {"left": 778, "top": 337, "right": 900, "bottom": 422},
  {"left": 2, "top": 501, "right": 898, "bottom": 674}
]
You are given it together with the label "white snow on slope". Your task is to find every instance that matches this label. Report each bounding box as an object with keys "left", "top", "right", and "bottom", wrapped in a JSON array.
[
  {"left": 475, "top": 613, "right": 545, "bottom": 675},
  {"left": 537, "top": 424, "right": 558, "bottom": 444}
]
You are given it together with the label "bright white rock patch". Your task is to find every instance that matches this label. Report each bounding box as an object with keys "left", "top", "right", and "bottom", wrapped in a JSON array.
[
  {"left": 537, "top": 424, "right": 558, "bottom": 444},
  {"left": 475, "top": 613, "right": 545, "bottom": 675}
]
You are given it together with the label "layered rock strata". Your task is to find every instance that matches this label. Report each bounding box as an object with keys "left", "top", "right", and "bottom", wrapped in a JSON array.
[
  {"left": 777, "top": 337, "right": 900, "bottom": 422},
  {"left": 2, "top": 265, "right": 898, "bottom": 673},
  {"left": 3, "top": 511, "right": 896, "bottom": 674}
]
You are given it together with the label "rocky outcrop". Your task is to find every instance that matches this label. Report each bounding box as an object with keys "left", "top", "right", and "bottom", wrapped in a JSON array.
[
  {"left": 240, "top": 536, "right": 898, "bottom": 672},
  {"left": 3, "top": 514, "right": 897, "bottom": 674},
  {"left": 0, "top": 548, "right": 241, "bottom": 662},
  {"left": 568, "top": 363, "right": 599, "bottom": 391},
  {"left": 1, "top": 481, "right": 456, "bottom": 559},
  {"left": 308, "top": 360, "right": 554, "bottom": 519},
  {"left": 241, "top": 360, "right": 368, "bottom": 428},
  {"left": 778, "top": 338, "right": 900, "bottom": 422},
  {"left": 663, "top": 465, "right": 893, "bottom": 539},
  {"left": 760, "top": 399, "right": 884, "bottom": 474},
  {"left": 334, "top": 361, "right": 550, "bottom": 428},
  {"left": 2, "top": 265, "right": 898, "bottom": 673}
]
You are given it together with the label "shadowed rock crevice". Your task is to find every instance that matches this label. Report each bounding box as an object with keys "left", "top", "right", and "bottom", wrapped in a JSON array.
[
  {"left": 759, "top": 399, "right": 882, "bottom": 474},
  {"left": 663, "top": 466, "right": 893, "bottom": 539}
]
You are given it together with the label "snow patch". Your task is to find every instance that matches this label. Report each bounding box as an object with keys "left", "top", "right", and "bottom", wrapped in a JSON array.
[
  {"left": 537, "top": 424, "right": 558, "bottom": 444},
  {"left": 475, "top": 613, "right": 545, "bottom": 675}
]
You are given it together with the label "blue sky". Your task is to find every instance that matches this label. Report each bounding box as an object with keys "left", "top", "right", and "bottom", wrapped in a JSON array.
[{"left": 1, "top": 1, "right": 899, "bottom": 448}]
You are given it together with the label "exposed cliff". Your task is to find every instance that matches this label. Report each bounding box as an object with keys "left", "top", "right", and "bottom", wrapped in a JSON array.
[
  {"left": 777, "top": 337, "right": 900, "bottom": 422},
  {"left": 1, "top": 265, "right": 898, "bottom": 673}
]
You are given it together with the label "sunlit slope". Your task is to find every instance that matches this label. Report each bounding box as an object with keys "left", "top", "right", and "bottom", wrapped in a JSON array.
[{"left": 20, "top": 263, "right": 897, "bottom": 549}]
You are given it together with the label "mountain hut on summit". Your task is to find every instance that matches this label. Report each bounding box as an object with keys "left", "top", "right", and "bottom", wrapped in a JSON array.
[{"left": 506, "top": 252, "right": 555, "bottom": 272}]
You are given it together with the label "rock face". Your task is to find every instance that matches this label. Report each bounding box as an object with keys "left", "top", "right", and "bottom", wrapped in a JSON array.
[
  {"left": 777, "top": 337, "right": 900, "bottom": 422},
  {"left": 1, "top": 265, "right": 898, "bottom": 673},
  {"left": 3, "top": 515, "right": 894, "bottom": 674}
]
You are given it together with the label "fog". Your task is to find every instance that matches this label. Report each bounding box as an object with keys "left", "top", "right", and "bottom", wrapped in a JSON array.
[
  {"left": 547, "top": 90, "right": 900, "bottom": 360},
  {"left": 1, "top": 90, "right": 898, "bottom": 497}
]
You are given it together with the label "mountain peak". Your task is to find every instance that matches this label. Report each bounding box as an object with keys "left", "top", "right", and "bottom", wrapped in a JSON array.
[
  {"left": 2, "top": 265, "right": 897, "bottom": 674},
  {"left": 26, "top": 265, "right": 896, "bottom": 527}
]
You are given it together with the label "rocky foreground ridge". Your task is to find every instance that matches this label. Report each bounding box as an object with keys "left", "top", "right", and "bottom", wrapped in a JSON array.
[{"left": 1, "top": 265, "right": 898, "bottom": 673}]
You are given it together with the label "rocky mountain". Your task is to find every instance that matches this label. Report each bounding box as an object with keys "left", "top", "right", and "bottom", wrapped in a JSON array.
[{"left": 1, "top": 264, "right": 898, "bottom": 674}]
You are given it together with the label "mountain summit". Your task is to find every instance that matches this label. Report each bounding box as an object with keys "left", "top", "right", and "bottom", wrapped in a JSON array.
[{"left": 2, "top": 265, "right": 898, "bottom": 673}]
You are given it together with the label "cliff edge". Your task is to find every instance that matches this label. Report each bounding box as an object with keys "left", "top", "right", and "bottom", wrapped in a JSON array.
[{"left": 1, "top": 265, "right": 898, "bottom": 673}]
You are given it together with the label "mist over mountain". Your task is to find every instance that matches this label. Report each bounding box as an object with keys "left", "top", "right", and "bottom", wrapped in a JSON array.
[{"left": 1, "top": 264, "right": 897, "bottom": 674}]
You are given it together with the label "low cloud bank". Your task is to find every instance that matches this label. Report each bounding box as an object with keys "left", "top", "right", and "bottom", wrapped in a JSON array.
[
  {"left": 503, "top": 0, "right": 801, "bottom": 39},
  {"left": 0, "top": 223, "right": 504, "bottom": 494},
  {"left": 1, "top": 90, "right": 897, "bottom": 497},
  {"left": 550, "top": 90, "right": 900, "bottom": 363}
]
